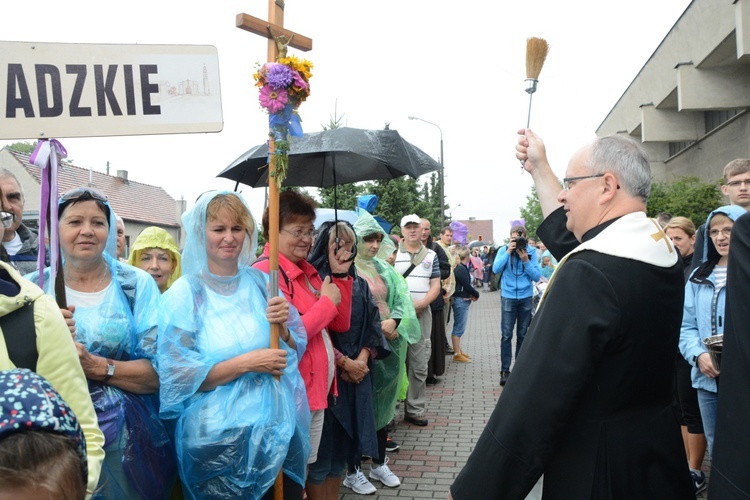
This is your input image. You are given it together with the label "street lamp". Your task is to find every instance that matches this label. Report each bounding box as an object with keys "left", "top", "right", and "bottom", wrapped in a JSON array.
[
  {"left": 408, "top": 116, "right": 445, "bottom": 227},
  {"left": 450, "top": 203, "right": 461, "bottom": 221}
]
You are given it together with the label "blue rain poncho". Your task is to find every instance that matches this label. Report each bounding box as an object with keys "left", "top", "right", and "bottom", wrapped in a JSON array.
[
  {"left": 353, "top": 211, "right": 421, "bottom": 430},
  {"left": 26, "top": 199, "right": 176, "bottom": 500},
  {"left": 158, "top": 191, "right": 310, "bottom": 499}
]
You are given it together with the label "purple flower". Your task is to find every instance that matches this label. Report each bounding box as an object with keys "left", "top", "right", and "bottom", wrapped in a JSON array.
[
  {"left": 292, "top": 70, "right": 308, "bottom": 90},
  {"left": 265, "top": 63, "right": 294, "bottom": 89},
  {"left": 259, "top": 85, "right": 289, "bottom": 114}
]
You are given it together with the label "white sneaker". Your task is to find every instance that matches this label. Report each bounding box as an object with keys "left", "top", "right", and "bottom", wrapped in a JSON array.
[
  {"left": 369, "top": 457, "right": 401, "bottom": 488},
  {"left": 343, "top": 468, "right": 377, "bottom": 495}
]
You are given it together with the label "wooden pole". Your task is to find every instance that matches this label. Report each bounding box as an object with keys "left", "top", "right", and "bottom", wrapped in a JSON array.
[
  {"left": 236, "top": 3, "right": 312, "bottom": 496},
  {"left": 266, "top": 3, "right": 284, "bottom": 499}
]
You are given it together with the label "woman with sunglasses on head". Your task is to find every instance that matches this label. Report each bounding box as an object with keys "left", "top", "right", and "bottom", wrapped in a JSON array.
[
  {"left": 252, "top": 191, "right": 354, "bottom": 497},
  {"left": 26, "top": 187, "right": 176, "bottom": 499},
  {"left": 158, "top": 191, "right": 309, "bottom": 499}
]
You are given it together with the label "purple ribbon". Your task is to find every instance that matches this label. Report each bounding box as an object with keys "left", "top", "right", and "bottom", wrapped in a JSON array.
[{"left": 29, "top": 139, "right": 66, "bottom": 290}]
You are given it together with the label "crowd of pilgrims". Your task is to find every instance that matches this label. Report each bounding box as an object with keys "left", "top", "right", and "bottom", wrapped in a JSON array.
[
  {"left": 3, "top": 169, "right": 743, "bottom": 499},
  {"left": 0, "top": 184, "right": 454, "bottom": 499}
]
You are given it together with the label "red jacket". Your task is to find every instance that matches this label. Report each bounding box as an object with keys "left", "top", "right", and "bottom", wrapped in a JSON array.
[{"left": 253, "top": 244, "right": 352, "bottom": 410}]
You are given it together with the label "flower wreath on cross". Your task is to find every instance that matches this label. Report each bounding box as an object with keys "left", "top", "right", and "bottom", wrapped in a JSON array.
[{"left": 254, "top": 55, "right": 313, "bottom": 185}]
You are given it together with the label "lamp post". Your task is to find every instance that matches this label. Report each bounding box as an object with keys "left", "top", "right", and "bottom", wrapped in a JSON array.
[
  {"left": 408, "top": 116, "right": 445, "bottom": 227},
  {"left": 450, "top": 203, "right": 461, "bottom": 221}
]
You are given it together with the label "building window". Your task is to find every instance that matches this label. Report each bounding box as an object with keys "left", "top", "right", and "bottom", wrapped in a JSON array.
[
  {"left": 668, "top": 141, "right": 694, "bottom": 157},
  {"left": 704, "top": 109, "right": 742, "bottom": 133}
]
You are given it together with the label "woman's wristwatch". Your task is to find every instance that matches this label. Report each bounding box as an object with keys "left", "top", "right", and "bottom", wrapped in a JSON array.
[{"left": 103, "top": 359, "right": 115, "bottom": 383}]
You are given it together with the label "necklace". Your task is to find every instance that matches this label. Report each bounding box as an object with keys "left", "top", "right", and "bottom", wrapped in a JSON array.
[
  {"left": 90, "top": 269, "right": 108, "bottom": 293},
  {"left": 67, "top": 261, "right": 109, "bottom": 293}
]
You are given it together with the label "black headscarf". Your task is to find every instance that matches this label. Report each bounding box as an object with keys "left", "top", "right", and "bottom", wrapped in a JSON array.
[{"left": 307, "top": 220, "right": 357, "bottom": 278}]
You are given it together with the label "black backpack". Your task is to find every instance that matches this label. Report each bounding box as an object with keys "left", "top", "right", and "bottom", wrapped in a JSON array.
[{"left": 1, "top": 301, "right": 37, "bottom": 371}]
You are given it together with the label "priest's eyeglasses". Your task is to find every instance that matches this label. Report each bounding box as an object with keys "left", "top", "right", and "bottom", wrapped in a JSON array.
[
  {"left": 562, "top": 174, "right": 605, "bottom": 191},
  {"left": 708, "top": 228, "right": 733, "bottom": 238},
  {"left": 725, "top": 179, "right": 750, "bottom": 188},
  {"left": 0, "top": 211, "right": 15, "bottom": 228}
]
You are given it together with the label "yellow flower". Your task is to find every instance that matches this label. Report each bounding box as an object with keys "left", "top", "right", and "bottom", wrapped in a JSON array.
[{"left": 278, "top": 56, "right": 314, "bottom": 80}]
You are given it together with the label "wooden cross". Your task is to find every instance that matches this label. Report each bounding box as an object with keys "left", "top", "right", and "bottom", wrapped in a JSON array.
[
  {"left": 236, "top": 2, "right": 312, "bottom": 62},
  {"left": 236, "top": 4, "right": 312, "bottom": 499}
]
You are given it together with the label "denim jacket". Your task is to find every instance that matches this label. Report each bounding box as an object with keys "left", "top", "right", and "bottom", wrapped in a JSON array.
[{"left": 679, "top": 271, "right": 724, "bottom": 393}]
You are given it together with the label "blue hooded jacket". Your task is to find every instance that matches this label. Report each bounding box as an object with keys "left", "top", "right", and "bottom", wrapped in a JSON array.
[
  {"left": 492, "top": 244, "right": 541, "bottom": 299},
  {"left": 680, "top": 205, "right": 746, "bottom": 393}
]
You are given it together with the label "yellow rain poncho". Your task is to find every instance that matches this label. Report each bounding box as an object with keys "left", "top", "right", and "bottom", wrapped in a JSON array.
[{"left": 128, "top": 227, "right": 182, "bottom": 292}]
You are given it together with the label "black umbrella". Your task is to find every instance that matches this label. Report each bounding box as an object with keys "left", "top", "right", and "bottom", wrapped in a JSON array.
[{"left": 218, "top": 127, "right": 442, "bottom": 188}]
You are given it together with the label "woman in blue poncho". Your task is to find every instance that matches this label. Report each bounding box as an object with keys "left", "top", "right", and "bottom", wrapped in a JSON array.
[
  {"left": 157, "top": 191, "right": 310, "bottom": 499},
  {"left": 26, "top": 187, "right": 177, "bottom": 499}
]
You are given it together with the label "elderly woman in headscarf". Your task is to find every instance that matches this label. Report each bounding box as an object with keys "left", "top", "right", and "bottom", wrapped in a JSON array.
[
  {"left": 157, "top": 191, "right": 310, "bottom": 499},
  {"left": 128, "top": 226, "right": 182, "bottom": 293},
  {"left": 304, "top": 219, "right": 390, "bottom": 498},
  {"left": 352, "top": 211, "right": 421, "bottom": 489},
  {"left": 26, "top": 187, "right": 176, "bottom": 499}
]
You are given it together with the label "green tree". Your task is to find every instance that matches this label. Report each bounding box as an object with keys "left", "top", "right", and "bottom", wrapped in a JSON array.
[
  {"left": 647, "top": 176, "right": 722, "bottom": 228},
  {"left": 368, "top": 176, "right": 423, "bottom": 237},
  {"left": 519, "top": 186, "right": 543, "bottom": 240},
  {"left": 6, "top": 141, "right": 35, "bottom": 154},
  {"left": 318, "top": 182, "right": 366, "bottom": 210}
]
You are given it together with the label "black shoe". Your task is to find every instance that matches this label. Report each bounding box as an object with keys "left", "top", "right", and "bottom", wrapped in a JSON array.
[
  {"left": 691, "top": 470, "right": 707, "bottom": 495},
  {"left": 405, "top": 414, "right": 428, "bottom": 426},
  {"left": 426, "top": 376, "right": 439, "bottom": 385},
  {"left": 499, "top": 371, "right": 510, "bottom": 386},
  {"left": 445, "top": 346, "right": 455, "bottom": 355},
  {"left": 385, "top": 437, "right": 401, "bottom": 452}
]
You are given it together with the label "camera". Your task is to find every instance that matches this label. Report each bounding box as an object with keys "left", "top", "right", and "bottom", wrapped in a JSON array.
[{"left": 513, "top": 236, "right": 527, "bottom": 252}]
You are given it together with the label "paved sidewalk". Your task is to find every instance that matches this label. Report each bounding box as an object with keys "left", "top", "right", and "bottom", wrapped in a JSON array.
[
  {"left": 338, "top": 288, "right": 711, "bottom": 498},
  {"left": 340, "top": 289, "right": 503, "bottom": 499}
]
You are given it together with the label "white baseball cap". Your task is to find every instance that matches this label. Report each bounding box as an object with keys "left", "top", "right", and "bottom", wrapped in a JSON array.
[{"left": 400, "top": 214, "right": 421, "bottom": 227}]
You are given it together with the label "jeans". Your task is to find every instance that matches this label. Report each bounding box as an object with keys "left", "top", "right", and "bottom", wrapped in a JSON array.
[
  {"left": 451, "top": 298, "right": 471, "bottom": 338},
  {"left": 697, "top": 388, "right": 718, "bottom": 458},
  {"left": 500, "top": 296, "right": 533, "bottom": 372}
]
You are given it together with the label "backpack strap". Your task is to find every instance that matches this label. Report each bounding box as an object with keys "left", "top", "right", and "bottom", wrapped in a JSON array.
[
  {"left": 401, "top": 263, "right": 417, "bottom": 279},
  {"left": 1, "top": 301, "right": 37, "bottom": 371}
]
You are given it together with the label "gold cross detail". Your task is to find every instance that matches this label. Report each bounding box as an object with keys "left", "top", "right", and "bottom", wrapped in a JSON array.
[{"left": 650, "top": 219, "right": 674, "bottom": 253}]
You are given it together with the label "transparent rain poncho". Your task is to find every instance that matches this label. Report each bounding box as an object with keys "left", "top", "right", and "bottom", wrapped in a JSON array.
[
  {"left": 353, "top": 211, "right": 421, "bottom": 429},
  {"left": 25, "top": 197, "right": 177, "bottom": 499},
  {"left": 158, "top": 191, "right": 310, "bottom": 499}
]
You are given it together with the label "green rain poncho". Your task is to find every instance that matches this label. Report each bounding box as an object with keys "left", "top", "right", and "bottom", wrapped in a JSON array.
[
  {"left": 353, "top": 211, "right": 420, "bottom": 429},
  {"left": 128, "top": 226, "right": 182, "bottom": 292}
]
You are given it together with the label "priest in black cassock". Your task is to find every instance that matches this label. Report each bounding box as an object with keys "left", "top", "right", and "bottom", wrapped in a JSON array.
[
  {"left": 449, "top": 130, "right": 693, "bottom": 500},
  {"left": 708, "top": 211, "right": 750, "bottom": 499}
]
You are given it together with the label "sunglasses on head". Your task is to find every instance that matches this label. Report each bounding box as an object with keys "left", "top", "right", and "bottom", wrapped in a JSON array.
[
  {"left": 0, "top": 211, "right": 14, "bottom": 228},
  {"left": 59, "top": 188, "right": 108, "bottom": 203}
]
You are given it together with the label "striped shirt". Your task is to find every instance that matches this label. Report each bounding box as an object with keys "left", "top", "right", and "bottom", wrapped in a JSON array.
[{"left": 394, "top": 247, "right": 440, "bottom": 302}]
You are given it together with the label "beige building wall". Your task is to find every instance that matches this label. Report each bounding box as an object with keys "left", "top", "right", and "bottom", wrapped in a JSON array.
[{"left": 597, "top": 0, "right": 750, "bottom": 183}]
